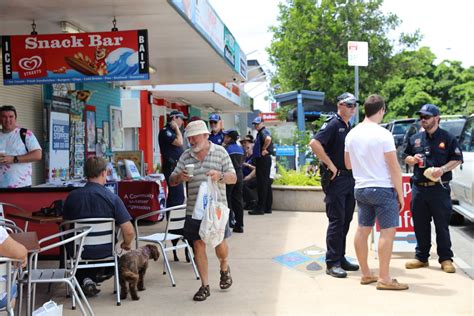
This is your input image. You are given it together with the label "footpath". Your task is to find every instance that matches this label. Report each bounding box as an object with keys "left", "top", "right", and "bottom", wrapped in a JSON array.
[{"left": 37, "top": 211, "right": 472, "bottom": 315}]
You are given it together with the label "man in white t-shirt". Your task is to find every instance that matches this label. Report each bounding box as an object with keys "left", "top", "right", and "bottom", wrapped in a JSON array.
[
  {"left": 0, "top": 226, "right": 28, "bottom": 310},
  {"left": 0, "top": 105, "right": 42, "bottom": 188},
  {"left": 344, "top": 94, "right": 408, "bottom": 291}
]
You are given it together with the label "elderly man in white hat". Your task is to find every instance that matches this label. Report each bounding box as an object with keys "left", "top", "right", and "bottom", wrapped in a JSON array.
[{"left": 169, "top": 120, "right": 236, "bottom": 301}]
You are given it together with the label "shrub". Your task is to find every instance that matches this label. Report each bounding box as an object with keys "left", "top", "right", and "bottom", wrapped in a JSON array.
[{"left": 273, "top": 164, "right": 321, "bottom": 186}]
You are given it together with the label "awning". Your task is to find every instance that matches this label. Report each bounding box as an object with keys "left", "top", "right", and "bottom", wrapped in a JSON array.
[
  {"left": 0, "top": 0, "right": 246, "bottom": 85},
  {"left": 131, "top": 83, "right": 252, "bottom": 113}
]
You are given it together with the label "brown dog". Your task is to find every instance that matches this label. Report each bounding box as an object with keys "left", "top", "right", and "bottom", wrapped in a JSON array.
[{"left": 119, "top": 244, "right": 160, "bottom": 300}]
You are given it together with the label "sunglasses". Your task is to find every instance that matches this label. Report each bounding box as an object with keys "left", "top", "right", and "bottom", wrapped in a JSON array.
[
  {"left": 419, "top": 115, "right": 433, "bottom": 121},
  {"left": 344, "top": 103, "right": 357, "bottom": 108},
  {"left": 209, "top": 121, "right": 218, "bottom": 125}
]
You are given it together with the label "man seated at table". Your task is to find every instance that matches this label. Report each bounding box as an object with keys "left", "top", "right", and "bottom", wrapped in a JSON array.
[
  {"left": 0, "top": 226, "right": 27, "bottom": 310},
  {"left": 63, "top": 157, "right": 135, "bottom": 296}
]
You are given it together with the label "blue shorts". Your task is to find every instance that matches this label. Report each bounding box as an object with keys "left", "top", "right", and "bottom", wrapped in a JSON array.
[
  {"left": 0, "top": 282, "right": 18, "bottom": 309},
  {"left": 354, "top": 187, "right": 399, "bottom": 229}
]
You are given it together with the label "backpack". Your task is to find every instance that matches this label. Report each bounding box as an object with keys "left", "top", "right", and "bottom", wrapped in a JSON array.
[{"left": 19, "top": 128, "right": 29, "bottom": 152}]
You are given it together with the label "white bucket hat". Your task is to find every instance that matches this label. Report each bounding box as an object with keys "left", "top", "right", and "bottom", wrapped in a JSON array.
[{"left": 184, "top": 120, "right": 210, "bottom": 138}]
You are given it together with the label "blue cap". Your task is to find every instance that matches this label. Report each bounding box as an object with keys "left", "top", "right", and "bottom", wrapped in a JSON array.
[
  {"left": 416, "top": 104, "right": 440, "bottom": 117},
  {"left": 252, "top": 116, "right": 263, "bottom": 124},
  {"left": 209, "top": 113, "right": 221, "bottom": 122}
]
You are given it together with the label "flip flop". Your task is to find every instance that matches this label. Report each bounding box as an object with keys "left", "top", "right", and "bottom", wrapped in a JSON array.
[{"left": 360, "top": 275, "right": 378, "bottom": 285}]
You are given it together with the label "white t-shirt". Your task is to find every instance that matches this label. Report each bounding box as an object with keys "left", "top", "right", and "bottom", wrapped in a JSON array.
[
  {"left": 344, "top": 122, "right": 396, "bottom": 189},
  {"left": 0, "top": 127, "right": 42, "bottom": 188}
]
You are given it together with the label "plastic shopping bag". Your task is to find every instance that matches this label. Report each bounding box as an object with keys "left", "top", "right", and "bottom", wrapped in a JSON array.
[
  {"left": 192, "top": 181, "right": 209, "bottom": 220},
  {"left": 199, "top": 177, "right": 230, "bottom": 248},
  {"left": 33, "top": 300, "right": 63, "bottom": 316}
]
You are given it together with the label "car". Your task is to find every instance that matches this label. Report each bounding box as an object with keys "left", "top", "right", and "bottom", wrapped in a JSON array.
[
  {"left": 396, "top": 116, "right": 467, "bottom": 172},
  {"left": 451, "top": 114, "right": 474, "bottom": 224},
  {"left": 385, "top": 118, "right": 417, "bottom": 148}
]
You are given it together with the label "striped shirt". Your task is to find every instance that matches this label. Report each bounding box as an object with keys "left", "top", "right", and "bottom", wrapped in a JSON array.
[{"left": 172, "top": 142, "right": 235, "bottom": 216}]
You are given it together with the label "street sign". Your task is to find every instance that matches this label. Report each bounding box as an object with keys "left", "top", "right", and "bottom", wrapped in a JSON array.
[{"left": 347, "top": 41, "right": 368, "bottom": 67}]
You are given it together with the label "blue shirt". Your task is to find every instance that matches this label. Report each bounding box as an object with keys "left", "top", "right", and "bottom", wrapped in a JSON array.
[
  {"left": 158, "top": 124, "right": 184, "bottom": 174},
  {"left": 209, "top": 131, "right": 224, "bottom": 146},
  {"left": 404, "top": 127, "right": 463, "bottom": 182},
  {"left": 243, "top": 155, "right": 254, "bottom": 177},
  {"left": 253, "top": 127, "right": 273, "bottom": 158},
  {"left": 314, "top": 114, "right": 351, "bottom": 170},
  {"left": 225, "top": 142, "right": 244, "bottom": 181},
  {"left": 63, "top": 182, "right": 132, "bottom": 259}
]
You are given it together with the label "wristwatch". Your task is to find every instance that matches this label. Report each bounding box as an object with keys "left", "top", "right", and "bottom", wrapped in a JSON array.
[{"left": 13, "top": 156, "right": 19, "bottom": 163}]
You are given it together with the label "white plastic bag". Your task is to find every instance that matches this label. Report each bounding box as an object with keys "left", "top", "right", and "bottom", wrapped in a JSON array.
[
  {"left": 33, "top": 300, "right": 63, "bottom": 316},
  {"left": 192, "top": 180, "right": 209, "bottom": 220},
  {"left": 199, "top": 177, "right": 230, "bottom": 248}
]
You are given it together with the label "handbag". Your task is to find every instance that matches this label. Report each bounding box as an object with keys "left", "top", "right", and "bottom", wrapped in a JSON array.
[
  {"left": 192, "top": 180, "right": 209, "bottom": 220},
  {"left": 199, "top": 177, "right": 230, "bottom": 248},
  {"left": 33, "top": 300, "right": 63, "bottom": 316}
]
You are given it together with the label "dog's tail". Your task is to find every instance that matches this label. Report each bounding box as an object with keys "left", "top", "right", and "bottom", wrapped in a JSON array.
[{"left": 120, "top": 270, "right": 139, "bottom": 282}]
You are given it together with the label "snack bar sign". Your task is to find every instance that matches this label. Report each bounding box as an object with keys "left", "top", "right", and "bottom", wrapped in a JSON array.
[{"left": 1, "top": 30, "right": 149, "bottom": 85}]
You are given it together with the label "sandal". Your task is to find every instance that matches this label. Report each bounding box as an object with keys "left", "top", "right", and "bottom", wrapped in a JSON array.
[
  {"left": 193, "top": 285, "right": 210, "bottom": 301},
  {"left": 220, "top": 266, "right": 233, "bottom": 290},
  {"left": 360, "top": 275, "right": 378, "bottom": 285}
]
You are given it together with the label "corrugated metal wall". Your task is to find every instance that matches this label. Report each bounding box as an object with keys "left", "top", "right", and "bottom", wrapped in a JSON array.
[{"left": 0, "top": 62, "right": 45, "bottom": 185}]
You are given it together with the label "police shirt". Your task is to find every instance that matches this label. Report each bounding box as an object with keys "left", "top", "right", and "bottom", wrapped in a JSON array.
[
  {"left": 158, "top": 124, "right": 184, "bottom": 172},
  {"left": 209, "top": 131, "right": 224, "bottom": 145},
  {"left": 243, "top": 155, "right": 254, "bottom": 177},
  {"left": 225, "top": 142, "right": 244, "bottom": 182},
  {"left": 404, "top": 127, "right": 463, "bottom": 183},
  {"left": 314, "top": 114, "right": 351, "bottom": 170},
  {"left": 253, "top": 127, "right": 273, "bottom": 158}
]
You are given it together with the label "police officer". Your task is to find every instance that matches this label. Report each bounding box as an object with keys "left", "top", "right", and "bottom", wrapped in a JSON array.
[
  {"left": 223, "top": 129, "right": 245, "bottom": 233},
  {"left": 309, "top": 92, "right": 359, "bottom": 278},
  {"left": 208, "top": 113, "right": 224, "bottom": 145},
  {"left": 159, "top": 110, "right": 187, "bottom": 207},
  {"left": 248, "top": 117, "right": 274, "bottom": 215},
  {"left": 404, "top": 104, "right": 463, "bottom": 273}
]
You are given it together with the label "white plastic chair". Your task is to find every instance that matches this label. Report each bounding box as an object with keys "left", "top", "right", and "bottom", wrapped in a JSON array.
[
  {"left": 20, "top": 226, "right": 93, "bottom": 316},
  {"left": 60, "top": 218, "right": 121, "bottom": 306},
  {"left": 0, "top": 203, "right": 25, "bottom": 230},
  {"left": 0, "top": 257, "right": 22, "bottom": 316},
  {"left": 134, "top": 204, "right": 200, "bottom": 287}
]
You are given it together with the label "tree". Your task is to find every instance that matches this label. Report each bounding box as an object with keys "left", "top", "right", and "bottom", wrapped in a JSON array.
[{"left": 267, "top": 0, "right": 418, "bottom": 105}]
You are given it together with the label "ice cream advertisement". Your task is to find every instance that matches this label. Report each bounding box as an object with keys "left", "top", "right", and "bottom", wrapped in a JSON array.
[{"left": 1, "top": 30, "right": 149, "bottom": 85}]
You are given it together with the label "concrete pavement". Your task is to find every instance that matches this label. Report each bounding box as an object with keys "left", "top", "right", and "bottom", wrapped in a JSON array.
[{"left": 34, "top": 211, "right": 473, "bottom": 315}]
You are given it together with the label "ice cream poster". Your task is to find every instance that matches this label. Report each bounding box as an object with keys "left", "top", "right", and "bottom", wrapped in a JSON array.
[{"left": 1, "top": 30, "right": 149, "bottom": 85}]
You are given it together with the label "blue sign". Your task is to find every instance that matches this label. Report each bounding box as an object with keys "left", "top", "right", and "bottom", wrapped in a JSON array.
[
  {"left": 275, "top": 145, "right": 296, "bottom": 156},
  {"left": 52, "top": 121, "right": 69, "bottom": 150}
]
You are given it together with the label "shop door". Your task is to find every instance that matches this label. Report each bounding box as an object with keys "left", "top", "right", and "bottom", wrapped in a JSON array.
[
  {"left": 152, "top": 104, "right": 166, "bottom": 171},
  {"left": 0, "top": 62, "right": 44, "bottom": 185}
]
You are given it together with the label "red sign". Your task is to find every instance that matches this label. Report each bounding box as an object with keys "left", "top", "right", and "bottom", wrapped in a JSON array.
[
  {"left": 118, "top": 180, "right": 166, "bottom": 221},
  {"left": 1, "top": 30, "right": 149, "bottom": 85},
  {"left": 260, "top": 112, "right": 279, "bottom": 122}
]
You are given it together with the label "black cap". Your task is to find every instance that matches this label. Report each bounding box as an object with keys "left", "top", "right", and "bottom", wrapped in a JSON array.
[
  {"left": 223, "top": 128, "right": 239, "bottom": 140},
  {"left": 169, "top": 110, "right": 187, "bottom": 120},
  {"left": 337, "top": 92, "right": 359, "bottom": 105}
]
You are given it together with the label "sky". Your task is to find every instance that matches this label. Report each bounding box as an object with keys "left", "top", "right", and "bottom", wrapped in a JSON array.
[{"left": 208, "top": 0, "right": 474, "bottom": 112}]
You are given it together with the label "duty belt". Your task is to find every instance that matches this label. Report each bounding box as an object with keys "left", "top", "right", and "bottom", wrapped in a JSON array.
[
  {"left": 337, "top": 170, "right": 352, "bottom": 177},
  {"left": 416, "top": 181, "right": 449, "bottom": 187}
]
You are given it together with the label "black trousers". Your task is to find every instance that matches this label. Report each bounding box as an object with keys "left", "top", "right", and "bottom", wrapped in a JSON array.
[
  {"left": 226, "top": 181, "right": 244, "bottom": 228},
  {"left": 411, "top": 184, "right": 453, "bottom": 263},
  {"left": 255, "top": 155, "right": 273, "bottom": 212},
  {"left": 243, "top": 177, "right": 258, "bottom": 207},
  {"left": 163, "top": 167, "right": 185, "bottom": 207},
  {"left": 324, "top": 176, "right": 355, "bottom": 267}
]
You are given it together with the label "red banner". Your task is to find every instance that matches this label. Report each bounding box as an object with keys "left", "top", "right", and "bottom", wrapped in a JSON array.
[{"left": 2, "top": 30, "right": 149, "bottom": 85}]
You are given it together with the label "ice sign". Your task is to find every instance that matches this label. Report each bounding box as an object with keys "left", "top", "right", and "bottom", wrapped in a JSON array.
[{"left": 347, "top": 41, "right": 368, "bottom": 67}]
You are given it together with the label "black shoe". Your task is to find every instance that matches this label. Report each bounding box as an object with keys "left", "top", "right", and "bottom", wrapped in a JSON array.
[
  {"left": 326, "top": 266, "right": 347, "bottom": 278},
  {"left": 341, "top": 260, "right": 360, "bottom": 271},
  {"left": 233, "top": 227, "right": 244, "bottom": 233},
  {"left": 248, "top": 210, "right": 264, "bottom": 215},
  {"left": 264, "top": 210, "right": 272, "bottom": 214}
]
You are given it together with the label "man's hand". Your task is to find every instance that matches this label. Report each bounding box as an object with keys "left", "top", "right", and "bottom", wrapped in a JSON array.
[
  {"left": 328, "top": 164, "right": 338, "bottom": 180},
  {"left": 179, "top": 170, "right": 192, "bottom": 182},
  {"left": 431, "top": 167, "right": 444, "bottom": 179},
  {"left": 398, "top": 194, "right": 405, "bottom": 212},
  {"left": 0, "top": 155, "right": 14, "bottom": 164},
  {"left": 170, "top": 120, "right": 179, "bottom": 130},
  {"left": 406, "top": 154, "right": 422, "bottom": 166},
  {"left": 120, "top": 241, "right": 131, "bottom": 251},
  {"left": 206, "top": 169, "right": 222, "bottom": 182}
]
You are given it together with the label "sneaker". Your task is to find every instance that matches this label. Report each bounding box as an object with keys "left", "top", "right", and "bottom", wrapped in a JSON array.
[
  {"left": 82, "top": 278, "right": 101, "bottom": 297},
  {"left": 440, "top": 260, "right": 456, "bottom": 273},
  {"left": 405, "top": 259, "right": 429, "bottom": 269}
]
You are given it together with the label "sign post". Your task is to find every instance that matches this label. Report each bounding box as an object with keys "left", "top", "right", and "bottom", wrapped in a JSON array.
[{"left": 347, "top": 41, "right": 368, "bottom": 124}]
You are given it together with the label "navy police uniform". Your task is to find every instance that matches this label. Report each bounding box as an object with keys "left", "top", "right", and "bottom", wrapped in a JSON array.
[
  {"left": 314, "top": 114, "right": 355, "bottom": 268},
  {"left": 404, "top": 127, "right": 463, "bottom": 263},
  {"left": 225, "top": 141, "right": 245, "bottom": 230},
  {"left": 209, "top": 131, "right": 224, "bottom": 145},
  {"left": 159, "top": 123, "right": 185, "bottom": 207},
  {"left": 252, "top": 126, "right": 274, "bottom": 213}
]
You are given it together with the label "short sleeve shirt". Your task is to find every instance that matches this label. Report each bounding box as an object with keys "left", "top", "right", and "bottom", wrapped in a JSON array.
[
  {"left": 63, "top": 182, "right": 132, "bottom": 258},
  {"left": 158, "top": 124, "right": 184, "bottom": 171},
  {"left": 0, "top": 127, "right": 41, "bottom": 188},
  {"left": 225, "top": 142, "right": 244, "bottom": 181},
  {"left": 404, "top": 128, "right": 463, "bottom": 182},
  {"left": 209, "top": 131, "right": 224, "bottom": 146},
  {"left": 172, "top": 142, "right": 236, "bottom": 216},
  {"left": 253, "top": 127, "right": 273, "bottom": 158},
  {"left": 314, "top": 114, "right": 351, "bottom": 170}
]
